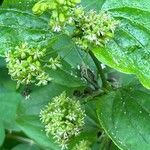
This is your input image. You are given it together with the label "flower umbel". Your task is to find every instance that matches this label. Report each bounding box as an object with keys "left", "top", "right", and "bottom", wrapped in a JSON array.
[
  {"left": 5, "top": 43, "right": 61, "bottom": 88},
  {"left": 73, "top": 8, "right": 119, "bottom": 50},
  {"left": 40, "top": 92, "right": 86, "bottom": 149}
]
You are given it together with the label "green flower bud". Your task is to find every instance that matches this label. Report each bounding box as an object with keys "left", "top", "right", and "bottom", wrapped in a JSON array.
[
  {"left": 22, "top": 61, "right": 28, "bottom": 68},
  {"left": 27, "top": 74, "right": 32, "bottom": 80},
  {"left": 62, "top": 6, "right": 68, "bottom": 11},
  {"left": 59, "top": 13, "right": 65, "bottom": 22},
  {"left": 32, "top": 2, "right": 48, "bottom": 15},
  {"left": 27, "top": 56, "right": 32, "bottom": 63},
  {"left": 48, "top": 2, "right": 57, "bottom": 10},
  {"left": 56, "top": 0, "right": 65, "bottom": 4},
  {"left": 41, "top": 3, "right": 48, "bottom": 11},
  {"left": 52, "top": 10, "right": 58, "bottom": 18},
  {"left": 106, "top": 32, "right": 114, "bottom": 38},
  {"left": 72, "top": 0, "right": 81, "bottom": 4},
  {"left": 66, "top": 1, "right": 71, "bottom": 6},
  {"left": 36, "top": 61, "right": 41, "bottom": 67},
  {"left": 21, "top": 52, "right": 26, "bottom": 59},
  {"left": 74, "top": 7, "right": 84, "bottom": 16},
  {"left": 32, "top": 3, "right": 41, "bottom": 14}
]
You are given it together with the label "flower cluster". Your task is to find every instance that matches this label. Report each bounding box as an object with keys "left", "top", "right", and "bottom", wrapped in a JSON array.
[
  {"left": 72, "top": 140, "right": 91, "bottom": 150},
  {"left": 32, "top": 0, "right": 81, "bottom": 32},
  {"left": 40, "top": 92, "right": 86, "bottom": 149},
  {"left": 32, "top": 1, "right": 118, "bottom": 49},
  {"left": 73, "top": 7, "right": 118, "bottom": 50},
  {"left": 5, "top": 43, "right": 61, "bottom": 88}
]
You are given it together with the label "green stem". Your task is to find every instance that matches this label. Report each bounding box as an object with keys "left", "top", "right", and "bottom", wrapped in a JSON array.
[
  {"left": 106, "top": 140, "right": 112, "bottom": 150},
  {"left": 6, "top": 134, "right": 35, "bottom": 145},
  {"left": 81, "top": 89, "right": 104, "bottom": 104},
  {"left": 98, "top": 133, "right": 112, "bottom": 150},
  {"left": 88, "top": 50, "right": 108, "bottom": 89}
]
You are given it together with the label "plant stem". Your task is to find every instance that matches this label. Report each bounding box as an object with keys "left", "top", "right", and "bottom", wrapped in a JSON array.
[
  {"left": 81, "top": 89, "right": 105, "bottom": 104},
  {"left": 6, "top": 133, "right": 35, "bottom": 145},
  {"left": 106, "top": 140, "right": 112, "bottom": 150},
  {"left": 88, "top": 50, "right": 108, "bottom": 89}
]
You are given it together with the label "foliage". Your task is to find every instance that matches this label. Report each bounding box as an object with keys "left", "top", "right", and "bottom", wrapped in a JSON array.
[{"left": 0, "top": 0, "right": 150, "bottom": 150}]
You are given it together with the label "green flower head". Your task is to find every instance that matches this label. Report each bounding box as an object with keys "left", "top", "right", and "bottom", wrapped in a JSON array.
[
  {"left": 40, "top": 92, "right": 86, "bottom": 149},
  {"left": 5, "top": 43, "right": 61, "bottom": 88},
  {"left": 73, "top": 8, "right": 119, "bottom": 50}
]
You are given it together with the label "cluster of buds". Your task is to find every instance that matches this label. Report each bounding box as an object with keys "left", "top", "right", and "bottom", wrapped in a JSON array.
[
  {"left": 5, "top": 43, "right": 61, "bottom": 88},
  {"left": 72, "top": 7, "right": 118, "bottom": 50},
  {"left": 72, "top": 140, "right": 91, "bottom": 150},
  {"left": 40, "top": 92, "right": 86, "bottom": 149},
  {"left": 32, "top": 0, "right": 81, "bottom": 32}
]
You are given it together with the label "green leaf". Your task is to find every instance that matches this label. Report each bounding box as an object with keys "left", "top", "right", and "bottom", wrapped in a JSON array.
[
  {"left": 2, "top": 0, "right": 37, "bottom": 10},
  {"left": 0, "top": 69, "right": 16, "bottom": 92},
  {"left": 12, "top": 144, "right": 40, "bottom": 150},
  {"left": 91, "top": 0, "right": 150, "bottom": 89},
  {"left": 0, "top": 122, "right": 5, "bottom": 146},
  {"left": 0, "top": 69, "right": 23, "bottom": 129},
  {"left": 81, "top": 0, "right": 106, "bottom": 10},
  {"left": 0, "top": 69, "right": 21, "bottom": 132},
  {"left": 51, "top": 34, "right": 96, "bottom": 70},
  {"left": 0, "top": 92, "right": 21, "bottom": 126},
  {"left": 0, "top": 8, "right": 51, "bottom": 57},
  {"left": 16, "top": 115, "right": 60, "bottom": 150},
  {"left": 0, "top": 57, "right": 6, "bottom": 68},
  {"left": 96, "top": 84, "right": 150, "bottom": 150},
  {"left": 49, "top": 67, "right": 86, "bottom": 88}
]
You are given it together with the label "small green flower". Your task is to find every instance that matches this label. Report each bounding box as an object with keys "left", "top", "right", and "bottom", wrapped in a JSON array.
[
  {"left": 40, "top": 92, "right": 86, "bottom": 149},
  {"left": 45, "top": 56, "right": 62, "bottom": 70},
  {"left": 72, "top": 140, "right": 91, "bottom": 150}
]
